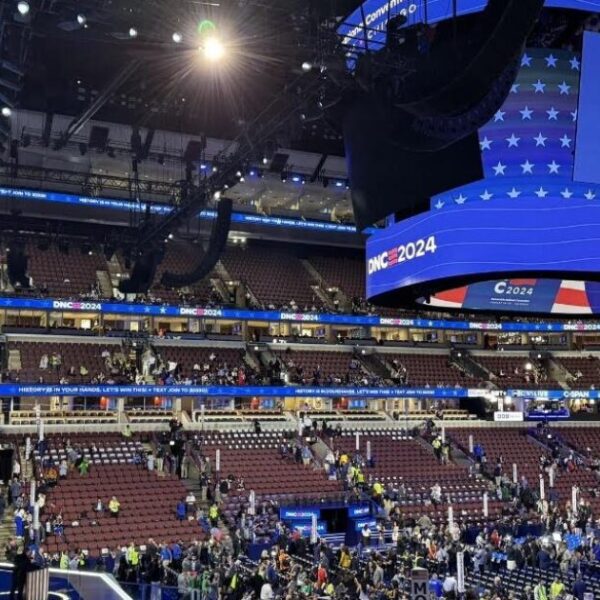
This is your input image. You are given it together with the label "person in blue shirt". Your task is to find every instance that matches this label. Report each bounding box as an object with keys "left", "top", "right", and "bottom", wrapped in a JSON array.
[
  {"left": 14, "top": 510, "right": 25, "bottom": 538},
  {"left": 176, "top": 499, "right": 186, "bottom": 522},
  {"left": 171, "top": 541, "right": 182, "bottom": 566},
  {"left": 573, "top": 575, "right": 586, "bottom": 600},
  {"left": 429, "top": 573, "right": 444, "bottom": 598},
  {"left": 104, "top": 551, "right": 115, "bottom": 575},
  {"left": 160, "top": 543, "right": 172, "bottom": 568},
  {"left": 537, "top": 547, "right": 551, "bottom": 570}
]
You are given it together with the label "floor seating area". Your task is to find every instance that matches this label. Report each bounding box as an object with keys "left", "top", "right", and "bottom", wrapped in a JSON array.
[
  {"left": 198, "top": 430, "right": 343, "bottom": 499},
  {"left": 330, "top": 429, "right": 497, "bottom": 523},
  {"left": 32, "top": 433, "right": 144, "bottom": 464},
  {"left": 42, "top": 465, "right": 202, "bottom": 555},
  {"left": 466, "top": 565, "right": 600, "bottom": 600},
  {"left": 449, "top": 428, "right": 599, "bottom": 510}
]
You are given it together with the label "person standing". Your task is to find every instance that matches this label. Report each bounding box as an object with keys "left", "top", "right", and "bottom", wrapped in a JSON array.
[
  {"left": 9, "top": 546, "right": 30, "bottom": 600},
  {"left": 534, "top": 581, "right": 548, "bottom": 600}
]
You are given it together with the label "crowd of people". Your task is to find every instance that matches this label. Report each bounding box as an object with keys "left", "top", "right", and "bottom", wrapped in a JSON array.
[{"left": 4, "top": 420, "right": 600, "bottom": 599}]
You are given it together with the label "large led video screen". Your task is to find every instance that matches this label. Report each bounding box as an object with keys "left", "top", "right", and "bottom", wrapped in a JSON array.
[
  {"left": 366, "top": 198, "right": 600, "bottom": 312},
  {"left": 339, "top": 0, "right": 600, "bottom": 55}
]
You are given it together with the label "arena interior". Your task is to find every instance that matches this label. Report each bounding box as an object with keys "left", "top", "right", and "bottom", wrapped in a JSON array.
[{"left": 1, "top": 0, "right": 600, "bottom": 598}]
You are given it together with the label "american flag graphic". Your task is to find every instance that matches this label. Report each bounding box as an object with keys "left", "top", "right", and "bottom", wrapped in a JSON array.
[{"left": 431, "top": 48, "right": 599, "bottom": 209}]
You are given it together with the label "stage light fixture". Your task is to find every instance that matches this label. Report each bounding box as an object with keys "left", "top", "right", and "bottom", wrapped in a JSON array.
[
  {"left": 202, "top": 37, "right": 225, "bottom": 61},
  {"left": 129, "top": 27, "right": 138, "bottom": 38},
  {"left": 301, "top": 62, "right": 312, "bottom": 72},
  {"left": 172, "top": 32, "right": 182, "bottom": 43},
  {"left": 17, "top": 1, "right": 29, "bottom": 16},
  {"left": 77, "top": 14, "right": 86, "bottom": 25},
  {"left": 1, "top": 107, "right": 12, "bottom": 117}
]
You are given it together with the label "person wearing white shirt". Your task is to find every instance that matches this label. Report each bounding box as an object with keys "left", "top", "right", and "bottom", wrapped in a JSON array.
[
  {"left": 443, "top": 574, "right": 457, "bottom": 597},
  {"left": 391, "top": 523, "right": 399, "bottom": 544},
  {"left": 260, "top": 582, "right": 274, "bottom": 600}
]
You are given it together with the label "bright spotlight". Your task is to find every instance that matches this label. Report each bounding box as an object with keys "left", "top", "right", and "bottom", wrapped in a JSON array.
[
  {"left": 129, "top": 27, "right": 138, "bottom": 38},
  {"left": 172, "top": 32, "right": 182, "bottom": 43},
  {"left": 17, "top": 1, "right": 29, "bottom": 15},
  {"left": 1, "top": 107, "right": 12, "bottom": 117},
  {"left": 202, "top": 37, "right": 225, "bottom": 61},
  {"left": 77, "top": 13, "right": 86, "bottom": 25},
  {"left": 301, "top": 62, "right": 312, "bottom": 72}
]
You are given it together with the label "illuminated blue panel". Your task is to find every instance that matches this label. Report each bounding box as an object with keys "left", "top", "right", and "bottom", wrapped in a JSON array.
[
  {"left": 2, "top": 384, "right": 471, "bottom": 397},
  {"left": 0, "top": 186, "right": 375, "bottom": 235},
  {"left": 574, "top": 31, "right": 600, "bottom": 185},
  {"left": 338, "top": 1, "right": 600, "bottom": 56},
  {"left": 0, "top": 383, "right": 595, "bottom": 398},
  {"left": 431, "top": 178, "right": 598, "bottom": 211},
  {"left": 6, "top": 295, "right": 600, "bottom": 330},
  {"left": 366, "top": 198, "right": 600, "bottom": 300},
  {"left": 478, "top": 49, "right": 580, "bottom": 181}
]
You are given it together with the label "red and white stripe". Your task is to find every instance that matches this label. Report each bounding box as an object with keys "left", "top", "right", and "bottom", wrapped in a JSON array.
[
  {"left": 26, "top": 568, "right": 49, "bottom": 599},
  {"left": 551, "top": 280, "right": 592, "bottom": 314},
  {"left": 429, "top": 286, "right": 468, "bottom": 309}
]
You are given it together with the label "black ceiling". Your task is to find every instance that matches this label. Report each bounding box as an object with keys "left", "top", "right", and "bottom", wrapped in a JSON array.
[{"left": 9, "top": 0, "right": 595, "bottom": 154}]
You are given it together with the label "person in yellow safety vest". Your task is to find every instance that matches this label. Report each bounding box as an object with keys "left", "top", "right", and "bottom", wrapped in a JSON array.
[
  {"left": 550, "top": 578, "right": 565, "bottom": 599},
  {"left": 59, "top": 551, "right": 69, "bottom": 570},
  {"left": 534, "top": 581, "right": 548, "bottom": 600},
  {"left": 355, "top": 469, "right": 365, "bottom": 488},
  {"left": 108, "top": 496, "right": 120, "bottom": 517},
  {"left": 339, "top": 545, "right": 352, "bottom": 569},
  {"left": 229, "top": 571, "right": 238, "bottom": 592},
  {"left": 373, "top": 481, "right": 384, "bottom": 498},
  {"left": 209, "top": 503, "right": 219, "bottom": 527},
  {"left": 126, "top": 542, "right": 139, "bottom": 566}
]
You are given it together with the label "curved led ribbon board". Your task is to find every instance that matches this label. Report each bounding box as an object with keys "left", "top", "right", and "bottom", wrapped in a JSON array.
[{"left": 366, "top": 198, "right": 600, "bottom": 315}]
